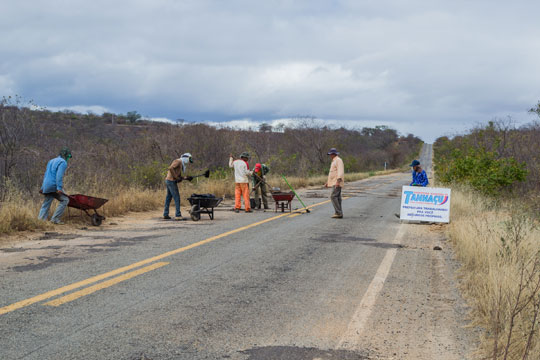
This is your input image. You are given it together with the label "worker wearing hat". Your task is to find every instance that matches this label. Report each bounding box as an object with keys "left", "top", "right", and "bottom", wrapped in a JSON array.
[
  {"left": 163, "top": 153, "right": 194, "bottom": 220},
  {"left": 324, "top": 148, "right": 345, "bottom": 218},
  {"left": 38, "top": 147, "right": 72, "bottom": 224},
  {"left": 229, "top": 152, "right": 253, "bottom": 213},
  {"left": 252, "top": 162, "right": 270, "bottom": 210},
  {"left": 410, "top": 159, "right": 428, "bottom": 187}
]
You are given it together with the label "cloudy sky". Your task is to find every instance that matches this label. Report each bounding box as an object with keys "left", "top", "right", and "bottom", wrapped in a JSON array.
[{"left": 1, "top": 0, "right": 539, "bottom": 142}]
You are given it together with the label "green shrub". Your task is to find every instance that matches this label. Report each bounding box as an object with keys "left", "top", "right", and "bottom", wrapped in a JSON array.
[
  {"left": 437, "top": 148, "right": 527, "bottom": 195},
  {"left": 128, "top": 161, "right": 168, "bottom": 188}
]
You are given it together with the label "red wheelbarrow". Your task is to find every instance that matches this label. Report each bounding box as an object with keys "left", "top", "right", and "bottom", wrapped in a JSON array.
[
  {"left": 68, "top": 194, "right": 108, "bottom": 226},
  {"left": 271, "top": 191, "right": 295, "bottom": 213}
]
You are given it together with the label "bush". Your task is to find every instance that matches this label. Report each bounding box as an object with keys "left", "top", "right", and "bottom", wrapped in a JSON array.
[
  {"left": 438, "top": 148, "right": 527, "bottom": 195},
  {"left": 128, "top": 161, "right": 168, "bottom": 189}
]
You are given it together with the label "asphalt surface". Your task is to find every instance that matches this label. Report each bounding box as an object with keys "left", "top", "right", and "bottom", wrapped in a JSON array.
[{"left": 0, "top": 144, "right": 471, "bottom": 360}]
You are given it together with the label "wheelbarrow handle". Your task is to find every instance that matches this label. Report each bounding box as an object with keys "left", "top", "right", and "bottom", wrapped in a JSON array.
[
  {"left": 281, "top": 175, "right": 311, "bottom": 213},
  {"left": 40, "top": 189, "right": 69, "bottom": 197}
]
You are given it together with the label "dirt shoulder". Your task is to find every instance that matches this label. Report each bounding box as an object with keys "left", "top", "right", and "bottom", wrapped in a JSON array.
[
  {"left": 0, "top": 200, "right": 239, "bottom": 273},
  {"left": 355, "top": 222, "right": 476, "bottom": 359}
]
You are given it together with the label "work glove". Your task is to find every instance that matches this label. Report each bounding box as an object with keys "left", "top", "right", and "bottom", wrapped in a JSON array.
[{"left": 186, "top": 176, "right": 194, "bottom": 181}]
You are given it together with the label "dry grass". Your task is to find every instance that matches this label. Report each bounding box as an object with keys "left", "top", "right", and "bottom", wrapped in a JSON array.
[
  {"left": 0, "top": 200, "right": 52, "bottom": 234},
  {"left": 0, "top": 169, "right": 402, "bottom": 235},
  {"left": 0, "top": 182, "right": 52, "bottom": 234},
  {"left": 448, "top": 188, "right": 540, "bottom": 359}
]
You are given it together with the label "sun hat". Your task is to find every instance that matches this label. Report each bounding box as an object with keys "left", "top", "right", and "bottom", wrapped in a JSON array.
[{"left": 327, "top": 148, "right": 339, "bottom": 155}]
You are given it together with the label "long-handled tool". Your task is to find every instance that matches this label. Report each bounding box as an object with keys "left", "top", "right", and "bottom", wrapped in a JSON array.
[
  {"left": 281, "top": 175, "right": 311, "bottom": 213},
  {"left": 250, "top": 173, "right": 273, "bottom": 194},
  {"left": 189, "top": 169, "right": 210, "bottom": 179}
]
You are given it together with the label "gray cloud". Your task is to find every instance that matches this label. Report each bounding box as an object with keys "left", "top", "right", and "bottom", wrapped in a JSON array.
[{"left": 1, "top": 0, "right": 539, "bottom": 141}]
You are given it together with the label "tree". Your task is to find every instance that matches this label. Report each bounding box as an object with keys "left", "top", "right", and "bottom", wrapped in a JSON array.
[
  {"left": 528, "top": 101, "right": 540, "bottom": 119},
  {"left": 0, "top": 96, "right": 34, "bottom": 199},
  {"left": 286, "top": 115, "right": 334, "bottom": 167},
  {"left": 258, "top": 123, "right": 273, "bottom": 132},
  {"left": 126, "top": 111, "right": 142, "bottom": 124}
]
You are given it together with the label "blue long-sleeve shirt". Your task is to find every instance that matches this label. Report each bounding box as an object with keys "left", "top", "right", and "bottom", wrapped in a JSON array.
[
  {"left": 411, "top": 169, "right": 429, "bottom": 187},
  {"left": 41, "top": 156, "right": 68, "bottom": 193}
]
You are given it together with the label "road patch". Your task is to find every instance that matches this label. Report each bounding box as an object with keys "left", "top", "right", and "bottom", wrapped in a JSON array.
[{"left": 241, "top": 346, "right": 368, "bottom": 359}]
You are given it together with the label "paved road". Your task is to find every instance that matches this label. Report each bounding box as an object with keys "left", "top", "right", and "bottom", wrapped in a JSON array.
[{"left": 0, "top": 145, "right": 471, "bottom": 360}]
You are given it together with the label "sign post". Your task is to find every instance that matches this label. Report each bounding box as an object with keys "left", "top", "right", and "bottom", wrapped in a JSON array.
[{"left": 399, "top": 186, "right": 451, "bottom": 223}]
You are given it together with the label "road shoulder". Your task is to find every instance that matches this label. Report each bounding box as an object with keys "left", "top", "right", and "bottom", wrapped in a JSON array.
[{"left": 355, "top": 222, "right": 475, "bottom": 359}]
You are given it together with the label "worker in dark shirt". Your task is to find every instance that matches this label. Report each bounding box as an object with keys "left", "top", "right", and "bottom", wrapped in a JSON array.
[{"left": 409, "top": 160, "right": 429, "bottom": 187}]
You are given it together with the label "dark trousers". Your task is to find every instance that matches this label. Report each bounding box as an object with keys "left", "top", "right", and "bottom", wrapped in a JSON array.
[
  {"left": 254, "top": 182, "right": 268, "bottom": 208},
  {"left": 331, "top": 186, "right": 342, "bottom": 215},
  {"left": 164, "top": 180, "right": 181, "bottom": 217}
]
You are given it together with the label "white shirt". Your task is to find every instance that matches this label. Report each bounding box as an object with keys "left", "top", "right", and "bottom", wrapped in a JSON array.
[{"left": 229, "top": 157, "right": 252, "bottom": 183}]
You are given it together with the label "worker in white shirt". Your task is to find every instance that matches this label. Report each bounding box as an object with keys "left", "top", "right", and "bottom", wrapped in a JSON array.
[{"left": 229, "top": 152, "right": 253, "bottom": 213}]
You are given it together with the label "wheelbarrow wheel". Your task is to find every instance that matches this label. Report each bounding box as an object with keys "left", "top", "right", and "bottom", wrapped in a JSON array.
[
  {"left": 91, "top": 214, "right": 103, "bottom": 226},
  {"left": 190, "top": 204, "right": 201, "bottom": 221}
]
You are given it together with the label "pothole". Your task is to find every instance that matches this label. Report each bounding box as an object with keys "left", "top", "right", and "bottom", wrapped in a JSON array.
[
  {"left": 0, "top": 247, "right": 27, "bottom": 253},
  {"left": 311, "top": 234, "right": 404, "bottom": 249}
]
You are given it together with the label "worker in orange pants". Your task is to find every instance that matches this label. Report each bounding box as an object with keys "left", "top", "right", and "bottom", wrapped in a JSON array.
[
  {"left": 229, "top": 152, "right": 253, "bottom": 213},
  {"left": 234, "top": 183, "right": 250, "bottom": 212}
]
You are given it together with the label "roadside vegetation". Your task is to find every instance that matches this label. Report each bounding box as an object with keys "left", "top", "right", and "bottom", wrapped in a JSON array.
[
  {"left": 434, "top": 104, "right": 540, "bottom": 359},
  {"left": 0, "top": 96, "right": 421, "bottom": 234}
]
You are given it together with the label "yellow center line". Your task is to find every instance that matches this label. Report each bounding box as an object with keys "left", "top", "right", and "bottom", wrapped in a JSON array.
[
  {"left": 0, "top": 198, "right": 332, "bottom": 315},
  {"left": 288, "top": 213, "right": 302, "bottom": 218},
  {"left": 44, "top": 262, "right": 169, "bottom": 307}
]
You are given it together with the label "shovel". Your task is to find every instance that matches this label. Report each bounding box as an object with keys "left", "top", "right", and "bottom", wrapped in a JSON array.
[{"left": 250, "top": 173, "right": 273, "bottom": 194}]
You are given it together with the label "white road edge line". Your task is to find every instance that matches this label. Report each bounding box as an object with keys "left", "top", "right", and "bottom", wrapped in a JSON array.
[{"left": 337, "top": 225, "right": 407, "bottom": 350}]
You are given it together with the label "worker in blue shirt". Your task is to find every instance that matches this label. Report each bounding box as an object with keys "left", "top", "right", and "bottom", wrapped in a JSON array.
[
  {"left": 38, "top": 148, "right": 72, "bottom": 224},
  {"left": 409, "top": 159, "right": 429, "bottom": 187}
]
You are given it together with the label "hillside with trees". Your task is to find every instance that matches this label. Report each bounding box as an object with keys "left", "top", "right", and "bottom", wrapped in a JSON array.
[
  {"left": 0, "top": 98, "right": 422, "bottom": 203},
  {"left": 434, "top": 114, "right": 540, "bottom": 212}
]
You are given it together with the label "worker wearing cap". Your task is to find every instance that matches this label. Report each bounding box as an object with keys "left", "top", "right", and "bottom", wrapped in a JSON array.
[
  {"left": 324, "top": 148, "right": 345, "bottom": 219},
  {"left": 38, "top": 147, "right": 72, "bottom": 224},
  {"left": 229, "top": 152, "right": 253, "bottom": 213},
  {"left": 410, "top": 159, "right": 428, "bottom": 187},
  {"left": 163, "top": 153, "right": 194, "bottom": 220},
  {"left": 252, "top": 163, "right": 270, "bottom": 210}
]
